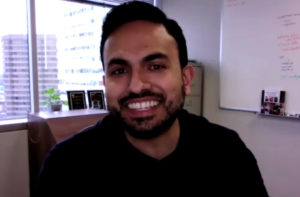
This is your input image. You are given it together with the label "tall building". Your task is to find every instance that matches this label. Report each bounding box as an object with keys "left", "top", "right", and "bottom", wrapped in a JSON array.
[
  {"left": 0, "top": 78, "right": 5, "bottom": 116},
  {"left": 36, "top": 35, "right": 59, "bottom": 111},
  {"left": 1, "top": 3, "right": 109, "bottom": 119},
  {"left": 57, "top": 4, "right": 108, "bottom": 93},
  {"left": 1, "top": 34, "right": 58, "bottom": 118}
]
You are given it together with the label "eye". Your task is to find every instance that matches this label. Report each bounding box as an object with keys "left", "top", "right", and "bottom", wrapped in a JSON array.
[
  {"left": 149, "top": 64, "right": 165, "bottom": 71},
  {"left": 110, "top": 67, "right": 127, "bottom": 76}
]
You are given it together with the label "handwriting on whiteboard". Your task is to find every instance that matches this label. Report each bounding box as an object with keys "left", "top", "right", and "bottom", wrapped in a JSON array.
[
  {"left": 277, "top": 11, "right": 300, "bottom": 76},
  {"left": 279, "top": 56, "right": 294, "bottom": 72},
  {"left": 281, "top": 75, "right": 300, "bottom": 79},
  {"left": 278, "top": 12, "right": 300, "bottom": 27},
  {"left": 225, "top": 0, "right": 246, "bottom": 7},
  {"left": 277, "top": 34, "right": 300, "bottom": 52}
]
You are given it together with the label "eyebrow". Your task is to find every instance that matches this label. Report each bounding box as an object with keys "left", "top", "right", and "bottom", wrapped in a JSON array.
[
  {"left": 107, "top": 58, "right": 129, "bottom": 68},
  {"left": 106, "top": 52, "right": 168, "bottom": 69},
  {"left": 143, "top": 53, "right": 168, "bottom": 62}
]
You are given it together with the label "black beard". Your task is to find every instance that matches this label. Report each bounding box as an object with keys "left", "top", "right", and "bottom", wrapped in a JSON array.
[
  {"left": 120, "top": 106, "right": 181, "bottom": 139},
  {"left": 108, "top": 87, "right": 185, "bottom": 139}
]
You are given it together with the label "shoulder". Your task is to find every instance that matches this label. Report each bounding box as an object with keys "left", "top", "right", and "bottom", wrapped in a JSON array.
[
  {"left": 179, "top": 109, "right": 260, "bottom": 166},
  {"left": 179, "top": 109, "right": 240, "bottom": 140},
  {"left": 178, "top": 109, "right": 249, "bottom": 156},
  {"left": 49, "top": 114, "right": 120, "bottom": 157}
]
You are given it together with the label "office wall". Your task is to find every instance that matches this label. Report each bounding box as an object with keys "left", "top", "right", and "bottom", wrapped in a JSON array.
[
  {"left": 0, "top": 130, "right": 30, "bottom": 197},
  {"left": 162, "top": 0, "right": 300, "bottom": 197}
]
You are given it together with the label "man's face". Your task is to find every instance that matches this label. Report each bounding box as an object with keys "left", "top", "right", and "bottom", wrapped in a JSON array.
[{"left": 103, "top": 20, "right": 192, "bottom": 139}]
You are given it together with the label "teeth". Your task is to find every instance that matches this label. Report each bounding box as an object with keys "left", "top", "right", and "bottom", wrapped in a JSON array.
[{"left": 128, "top": 101, "right": 159, "bottom": 110}]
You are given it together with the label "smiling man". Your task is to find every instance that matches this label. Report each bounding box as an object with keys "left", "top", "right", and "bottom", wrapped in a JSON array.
[
  {"left": 33, "top": 1, "right": 269, "bottom": 197},
  {"left": 103, "top": 20, "right": 193, "bottom": 154}
]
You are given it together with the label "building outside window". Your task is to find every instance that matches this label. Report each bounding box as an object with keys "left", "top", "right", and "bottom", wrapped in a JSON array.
[
  {"left": 0, "top": 0, "right": 157, "bottom": 122},
  {"left": 35, "top": 0, "right": 110, "bottom": 112},
  {"left": 0, "top": 0, "right": 30, "bottom": 120}
]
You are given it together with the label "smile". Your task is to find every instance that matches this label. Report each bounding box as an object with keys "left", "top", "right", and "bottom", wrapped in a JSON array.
[{"left": 128, "top": 100, "right": 159, "bottom": 111}]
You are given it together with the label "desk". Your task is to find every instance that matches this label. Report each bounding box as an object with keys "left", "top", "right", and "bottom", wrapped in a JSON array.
[{"left": 27, "top": 109, "right": 108, "bottom": 192}]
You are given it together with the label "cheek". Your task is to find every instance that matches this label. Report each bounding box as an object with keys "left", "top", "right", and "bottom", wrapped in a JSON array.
[
  {"left": 105, "top": 82, "right": 124, "bottom": 103},
  {"left": 157, "top": 78, "right": 183, "bottom": 98}
]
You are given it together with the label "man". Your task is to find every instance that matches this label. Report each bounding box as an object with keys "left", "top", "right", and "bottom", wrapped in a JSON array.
[{"left": 33, "top": 1, "right": 268, "bottom": 196}]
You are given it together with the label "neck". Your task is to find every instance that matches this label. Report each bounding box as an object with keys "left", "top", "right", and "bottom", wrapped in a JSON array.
[{"left": 124, "top": 119, "right": 180, "bottom": 160}]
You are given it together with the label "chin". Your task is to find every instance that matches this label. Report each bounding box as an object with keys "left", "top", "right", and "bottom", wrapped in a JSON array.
[{"left": 123, "top": 112, "right": 178, "bottom": 139}]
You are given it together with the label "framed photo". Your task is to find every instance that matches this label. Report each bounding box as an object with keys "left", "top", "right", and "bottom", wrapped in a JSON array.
[
  {"left": 87, "top": 90, "right": 106, "bottom": 109},
  {"left": 67, "top": 90, "right": 87, "bottom": 110}
]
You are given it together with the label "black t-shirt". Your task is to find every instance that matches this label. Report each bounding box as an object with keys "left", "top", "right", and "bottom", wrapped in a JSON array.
[{"left": 33, "top": 110, "right": 268, "bottom": 197}]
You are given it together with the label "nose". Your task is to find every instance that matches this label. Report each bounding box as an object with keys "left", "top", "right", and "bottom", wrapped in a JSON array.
[{"left": 128, "top": 69, "right": 150, "bottom": 94}]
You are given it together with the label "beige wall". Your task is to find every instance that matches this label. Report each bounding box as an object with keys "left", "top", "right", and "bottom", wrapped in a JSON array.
[
  {"left": 0, "top": 130, "right": 30, "bottom": 197},
  {"left": 162, "top": 0, "right": 300, "bottom": 197}
]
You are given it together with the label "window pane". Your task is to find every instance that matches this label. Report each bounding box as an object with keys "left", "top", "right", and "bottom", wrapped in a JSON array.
[
  {"left": 35, "top": 0, "right": 110, "bottom": 111},
  {"left": 0, "top": 0, "right": 30, "bottom": 120}
]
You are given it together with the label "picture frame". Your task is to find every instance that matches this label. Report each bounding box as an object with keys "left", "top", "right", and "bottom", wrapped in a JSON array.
[
  {"left": 67, "top": 90, "right": 87, "bottom": 110},
  {"left": 87, "top": 90, "right": 106, "bottom": 109}
]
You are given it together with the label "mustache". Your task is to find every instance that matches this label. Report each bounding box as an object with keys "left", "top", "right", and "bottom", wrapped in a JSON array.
[{"left": 119, "top": 90, "right": 165, "bottom": 106}]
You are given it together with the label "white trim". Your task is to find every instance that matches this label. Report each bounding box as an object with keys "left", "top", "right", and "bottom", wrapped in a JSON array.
[
  {"left": 0, "top": 119, "right": 28, "bottom": 132},
  {"left": 27, "top": 0, "right": 39, "bottom": 113}
]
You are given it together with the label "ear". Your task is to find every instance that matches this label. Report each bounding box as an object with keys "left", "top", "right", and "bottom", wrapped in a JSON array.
[{"left": 182, "top": 64, "right": 194, "bottom": 96}]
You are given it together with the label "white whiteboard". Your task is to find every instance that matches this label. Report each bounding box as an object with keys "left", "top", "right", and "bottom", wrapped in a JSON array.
[{"left": 220, "top": 0, "right": 300, "bottom": 114}]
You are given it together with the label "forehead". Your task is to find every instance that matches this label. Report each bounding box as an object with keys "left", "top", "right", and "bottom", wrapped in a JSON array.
[{"left": 103, "top": 20, "right": 179, "bottom": 65}]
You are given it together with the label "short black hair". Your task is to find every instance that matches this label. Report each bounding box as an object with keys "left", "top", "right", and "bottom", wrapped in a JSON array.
[{"left": 100, "top": 1, "right": 188, "bottom": 69}]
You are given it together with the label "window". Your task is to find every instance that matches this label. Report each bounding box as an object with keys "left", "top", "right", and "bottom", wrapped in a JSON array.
[
  {"left": 35, "top": 0, "right": 110, "bottom": 112},
  {"left": 0, "top": 0, "right": 30, "bottom": 120},
  {"left": 0, "top": 0, "right": 158, "bottom": 123}
]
